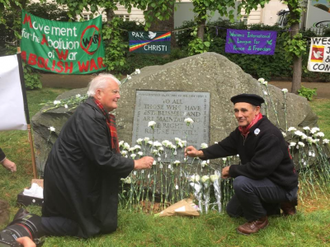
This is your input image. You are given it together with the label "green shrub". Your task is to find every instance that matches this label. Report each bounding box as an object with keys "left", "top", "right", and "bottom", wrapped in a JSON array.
[{"left": 298, "top": 85, "right": 317, "bottom": 101}]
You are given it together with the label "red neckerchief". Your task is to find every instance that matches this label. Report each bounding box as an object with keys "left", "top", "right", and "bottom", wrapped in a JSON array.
[
  {"left": 238, "top": 113, "right": 263, "bottom": 138},
  {"left": 93, "top": 98, "right": 120, "bottom": 154}
]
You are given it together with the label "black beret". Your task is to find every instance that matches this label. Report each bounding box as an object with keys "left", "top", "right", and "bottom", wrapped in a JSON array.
[{"left": 230, "top": 93, "right": 265, "bottom": 106}]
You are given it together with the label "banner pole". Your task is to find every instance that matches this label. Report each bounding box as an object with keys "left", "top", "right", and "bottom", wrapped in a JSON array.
[{"left": 16, "top": 47, "right": 38, "bottom": 179}]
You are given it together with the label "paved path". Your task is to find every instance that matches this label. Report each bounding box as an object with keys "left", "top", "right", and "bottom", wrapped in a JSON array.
[{"left": 40, "top": 74, "right": 330, "bottom": 99}]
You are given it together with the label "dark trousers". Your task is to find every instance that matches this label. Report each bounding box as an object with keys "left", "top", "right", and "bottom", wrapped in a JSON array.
[
  {"left": 41, "top": 216, "right": 81, "bottom": 237},
  {"left": 226, "top": 176, "right": 293, "bottom": 221}
]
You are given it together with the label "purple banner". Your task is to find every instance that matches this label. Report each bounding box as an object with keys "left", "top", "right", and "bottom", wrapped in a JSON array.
[{"left": 225, "top": 29, "right": 277, "bottom": 55}]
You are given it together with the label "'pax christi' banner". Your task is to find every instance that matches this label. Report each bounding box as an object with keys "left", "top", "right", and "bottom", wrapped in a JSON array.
[
  {"left": 129, "top": 31, "right": 171, "bottom": 54},
  {"left": 225, "top": 29, "right": 277, "bottom": 55},
  {"left": 307, "top": 37, "right": 330, "bottom": 73},
  {"left": 21, "top": 10, "right": 106, "bottom": 74},
  {"left": 0, "top": 55, "right": 27, "bottom": 130}
]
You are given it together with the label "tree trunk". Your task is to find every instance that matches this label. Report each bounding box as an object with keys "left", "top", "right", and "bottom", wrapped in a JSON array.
[
  {"left": 290, "top": 22, "right": 302, "bottom": 94},
  {"left": 197, "top": 21, "right": 206, "bottom": 41}
]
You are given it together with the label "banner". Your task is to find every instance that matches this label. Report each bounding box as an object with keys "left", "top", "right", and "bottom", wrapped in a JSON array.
[
  {"left": 129, "top": 31, "right": 171, "bottom": 54},
  {"left": 0, "top": 55, "right": 27, "bottom": 130},
  {"left": 21, "top": 10, "right": 105, "bottom": 74},
  {"left": 307, "top": 37, "right": 330, "bottom": 73},
  {"left": 225, "top": 29, "right": 277, "bottom": 55}
]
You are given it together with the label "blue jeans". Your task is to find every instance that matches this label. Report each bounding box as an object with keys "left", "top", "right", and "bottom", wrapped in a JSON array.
[{"left": 226, "top": 176, "right": 295, "bottom": 221}]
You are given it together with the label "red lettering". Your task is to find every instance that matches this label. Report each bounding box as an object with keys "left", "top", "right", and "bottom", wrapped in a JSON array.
[
  {"left": 37, "top": 57, "right": 45, "bottom": 68},
  {"left": 44, "top": 59, "right": 51, "bottom": 70},
  {"left": 56, "top": 61, "right": 64, "bottom": 73},
  {"left": 64, "top": 62, "right": 73, "bottom": 73},
  {"left": 28, "top": 53, "right": 37, "bottom": 65},
  {"left": 89, "top": 59, "right": 98, "bottom": 71},
  {"left": 23, "top": 14, "right": 32, "bottom": 28},
  {"left": 78, "top": 61, "right": 89, "bottom": 72},
  {"left": 97, "top": 57, "right": 106, "bottom": 69},
  {"left": 21, "top": 51, "right": 27, "bottom": 62},
  {"left": 51, "top": 60, "right": 56, "bottom": 71},
  {"left": 55, "top": 49, "right": 69, "bottom": 61},
  {"left": 41, "top": 34, "right": 49, "bottom": 46}
]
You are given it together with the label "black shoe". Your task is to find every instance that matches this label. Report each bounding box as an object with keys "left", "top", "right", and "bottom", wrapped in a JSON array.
[{"left": 280, "top": 198, "right": 297, "bottom": 216}]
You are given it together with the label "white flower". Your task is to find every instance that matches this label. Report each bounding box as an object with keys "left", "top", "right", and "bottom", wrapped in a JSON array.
[
  {"left": 301, "top": 133, "right": 307, "bottom": 140},
  {"left": 130, "top": 154, "right": 137, "bottom": 159},
  {"left": 64, "top": 104, "right": 68, "bottom": 109},
  {"left": 127, "top": 75, "right": 132, "bottom": 80},
  {"left": 200, "top": 143, "right": 208, "bottom": 149},
  {"left": 148, "top": 121, "right": 156, "bottom": 128},
  {"left": 121, "top": 150, "right": 128, "bottom": 156},
  {"left": 134, "top": 68, "right": 141, "bottom": 74},
  {"left": 158, "top": 147, "right": 164, "bottom": 152},
  {"left": 162, "top": 140, "right": 172, "bottom": 147},
  {"left": 282, "top": 132, "right": 287, "bottom": 137},
  {"left": 138, "top": 151, "right": 143, "bottom": 156},
  {"left": 201, "top": 175, "right": 210, "bottom": 183},
  {"left": 282, "top": 88, "right": 288, "bottom": 94},
  {"left": 210, "top": 174, "right": 219, "bottom": 182},
  {"left": 303, "top": 126, "right": 310, "bottom": 131},
  {"left": 315, "top": 132, "right": 325, "bottom": 137},
  {"left": 48, "top": 126, "right": 55, "bottom": 132},
  {"left": 133, "top": 145, "right": 141, "bottom": 150},
  {"left": 306, "top": 137, "right": 314, "bottom": 144},
  {"left": 201, "top": 160, "right": 208, "bottom": 167},
  {"left": 222, "top": 157, "right": 227, "bottom": 161},
  {"left": 119, "top": 140, "right": 124, "bottom": 147},
  {"left": 177, "top": 141, "right": 184, "bottom": 148},
  {"left": 175, "top": 184, "right": 179, "bottom": 190},
  {"left": 175, "top": 137, "right": 181, "bottom": 142},
  {"left": 136, "top": 138, "right": 143, "bottom": 144},
  {"left": 75, "top": 94, "right": 81, "bottom": 98},
  {"left": 121, "top": 176, "right": 132, "bottom": 184},
  {"left": 123, "top": 142, "right": 130, "bottom": 150},
  {"left": 311, "top": 127, "right": 320, "bottom": 134},
  {"left": 263, "top": 90, "right": 268, "bottom": 95},
  {"left": 148, "top": 141, "right": 153, "bottom": 146},
  {"left": 190, "top": 174, "right": 200, "bottom": 182},
  {"left": 184, "top": 118, "right": 194, "bottom": 125},
  {"left": 258, "top": 78, "right": 265, "bottom": 83},
  {"left": 298, "top": 142, "right": 305, "bottom": 147},
  {"left": 294, "top": 130, "right": 304, "bottom": 137},
  {"left": 144, "top": 137, "right": 150, "bottom": 142},
  {"left": 53, "top": 100, "right": 61, "bottom": 105},
  {"left": 153, "top": 141, "right": 162, "bottom": 147},
  {"left": 153, "top": 160, "right": 157, "bottom": 165},
  {"left": 288, "top": 127, "right": 297, "bottom": 132},
  {"left": 323, "top": 139, "right": 329, "bottom": 144},
  {"left": 181, "top": 140, "right": 187, "bottom": 147},
  {"left": 289, "top": 142, "right": 296, "bottom": 147},
  {"left": 173, "top": 160, "right": 180, "bottom": 165}
]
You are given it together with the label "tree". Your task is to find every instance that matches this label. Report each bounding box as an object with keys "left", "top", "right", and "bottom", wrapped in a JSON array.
[{"left": 283, "top": 0, "right": 306, "bottom": 94}]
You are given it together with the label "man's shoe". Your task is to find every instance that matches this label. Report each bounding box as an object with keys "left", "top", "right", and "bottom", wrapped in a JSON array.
[
  {"left": 280, "top": 198, "right": 297, "bottom": 216},
  {"left": 236, "top": 216, "right": 269, "bottom": 235}
]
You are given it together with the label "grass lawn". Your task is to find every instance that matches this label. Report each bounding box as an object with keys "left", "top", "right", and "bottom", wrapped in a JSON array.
[{"left": 0, "top": 88, "right": 329, "bottom": 246}]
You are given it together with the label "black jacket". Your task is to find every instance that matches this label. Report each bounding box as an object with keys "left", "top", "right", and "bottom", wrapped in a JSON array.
[
  {"left": 202, "top": 116, "right": 298, "bottom": 191},
  {"left": 42, "top": 98, "right": 134, "bottom": 238},
  {"left": 0, "top": 148, "right": 5, "bottom": 162}
]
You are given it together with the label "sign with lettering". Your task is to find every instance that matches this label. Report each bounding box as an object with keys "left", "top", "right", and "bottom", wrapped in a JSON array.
[
  {"left": 20, "top": 9, "right": 105, "bottom": 74},
  {"left": 132, "top": 91, "right": 210, "bottom": 148},
  {"left": 225, "top": 29, "right": 277, "bottom": 55},
  {"left": 307, "top": 37, "right": 330, "bottom": 73},
  {"left": 129, "top": 31, "right": 171, "bottom": 54}
]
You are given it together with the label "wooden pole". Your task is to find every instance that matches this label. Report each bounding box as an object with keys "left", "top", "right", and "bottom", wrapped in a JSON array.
[{"left": 16, "top": 47, "right": 38, "bottom": 179}]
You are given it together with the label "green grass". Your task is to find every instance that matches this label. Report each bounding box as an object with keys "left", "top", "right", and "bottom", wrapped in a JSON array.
[
  {"left": 310, "top": 98, "right": 330, "bottom": 139},
  {"left": 0, "top": 88, "right": 330, "bottom": 246}
]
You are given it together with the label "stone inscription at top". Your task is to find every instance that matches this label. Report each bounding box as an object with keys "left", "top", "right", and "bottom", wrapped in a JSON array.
[{"left": 132, "top": 91, "right": 210, "bottom": 148}]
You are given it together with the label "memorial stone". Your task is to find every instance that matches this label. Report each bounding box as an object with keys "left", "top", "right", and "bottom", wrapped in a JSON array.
[{"left": 132, "top": 91, "right": 210, "bottom": 148}]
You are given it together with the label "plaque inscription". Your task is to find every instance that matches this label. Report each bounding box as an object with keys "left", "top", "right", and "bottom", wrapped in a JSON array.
[{"left": 132, "top": 91, "right": 210, "bottom": 148}]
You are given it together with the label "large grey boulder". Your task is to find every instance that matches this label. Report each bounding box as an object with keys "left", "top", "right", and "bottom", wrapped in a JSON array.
[{"left": 32, "top": 52, "right": 317, "bottom": 175}]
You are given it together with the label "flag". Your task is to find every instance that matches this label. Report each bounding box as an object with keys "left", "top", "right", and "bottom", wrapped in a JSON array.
[{"left": 0, "top": 55, "right": 27, "bottom": 130}]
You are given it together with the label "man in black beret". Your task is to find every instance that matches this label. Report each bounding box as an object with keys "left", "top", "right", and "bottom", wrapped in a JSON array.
[{"left": 185, "top": 93, "right": 298, "bottom": 235}]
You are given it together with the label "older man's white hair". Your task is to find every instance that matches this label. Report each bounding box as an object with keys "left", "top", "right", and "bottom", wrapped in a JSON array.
[{"left": 87, "top": 73, "right": 121, "bottom": 97}]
